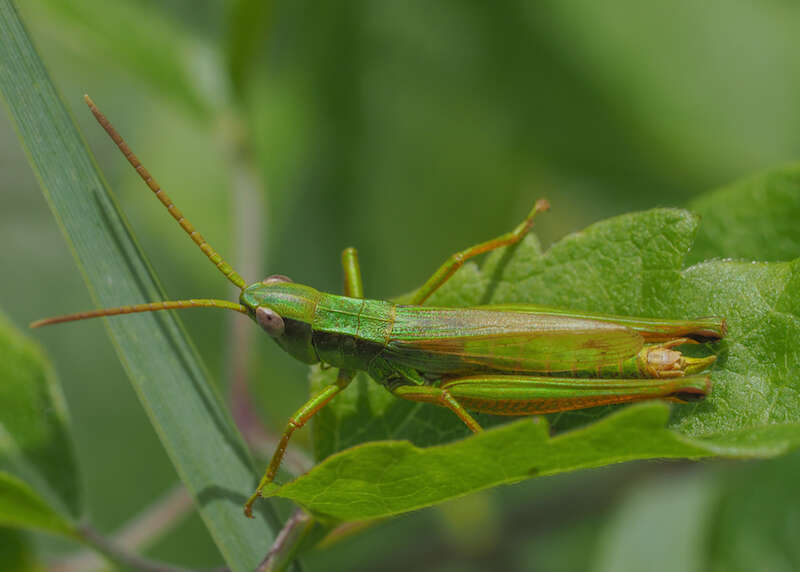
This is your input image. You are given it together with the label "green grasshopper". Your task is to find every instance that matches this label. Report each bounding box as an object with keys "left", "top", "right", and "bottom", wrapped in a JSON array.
[{"left": 33, "top": 96, "right": 726, "bottom": 518}]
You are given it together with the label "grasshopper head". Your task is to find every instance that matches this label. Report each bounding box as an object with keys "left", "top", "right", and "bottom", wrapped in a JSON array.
[{"left": 240, "top": 276, "right": 321, "bottom": 364}]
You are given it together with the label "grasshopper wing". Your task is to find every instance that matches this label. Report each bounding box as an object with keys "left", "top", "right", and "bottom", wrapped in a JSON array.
[{"left": 385, "top": 307, "right": 643, "bottom": 376}]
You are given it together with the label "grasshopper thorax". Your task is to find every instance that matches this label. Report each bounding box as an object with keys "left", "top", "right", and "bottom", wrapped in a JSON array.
[{"left": 240, "top": 277, "right": 322, "bottom": 364}]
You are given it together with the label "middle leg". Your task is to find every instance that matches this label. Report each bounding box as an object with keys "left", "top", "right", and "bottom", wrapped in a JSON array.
[
  {"left": 391, "top": 384, "right": 483, "bottom": 433},
  {"left": 341, "top": 247, "right": 364, "bottom": 298}
]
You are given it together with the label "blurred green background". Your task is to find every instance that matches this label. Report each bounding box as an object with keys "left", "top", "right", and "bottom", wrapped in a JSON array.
[{"left": 2, "top": 0, "right": 799, "bottom": 570}]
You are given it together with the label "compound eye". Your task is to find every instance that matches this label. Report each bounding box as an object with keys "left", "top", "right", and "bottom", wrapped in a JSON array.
[
  {"left": 256, "top": 306, "right": 285, "bottom": 337},
  {"left": 262, "top": 274, "right": 292, "bottom": 285}
]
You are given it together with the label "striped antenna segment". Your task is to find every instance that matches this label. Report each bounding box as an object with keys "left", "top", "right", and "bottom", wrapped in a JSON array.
[
  {"left": 30, "top": 299, "right": 248, "bottom": 328},
  {"left": 84, "top": 95, "right": 247, "bottom": 290}
]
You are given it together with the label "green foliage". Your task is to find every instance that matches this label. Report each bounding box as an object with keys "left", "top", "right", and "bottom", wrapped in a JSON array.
[
  {"left": 0, "top": 312, "right": 79, "bottom": 517},
  {"left": 33, "top": 0, "right": 210, "bottom": 118},
  {"left": 293, "top": 170, "right": 800, "bottom": 520},
  {"left": 705, "top": 452, "right": 800, "bottom": 571},
  {"left": 594, "top": 470, "right": 715, "bottom": 572},
  {"left": 2, "top": 0, "right": 799, "bottom": 569},
  {"left": 547, "top": 0, "right": 800, "bottom": 182},
  {"left": 225, "top": 0, "right": 272, "bottom": 99},
  {"left": 689, "top": 163, "right": 800, "bottom": 264},
  {"left": 0, "top": 527, "right": 39, "bottom": 572},
  {"left": 596, "top": 451, "right": 800, "bottom": 572}
]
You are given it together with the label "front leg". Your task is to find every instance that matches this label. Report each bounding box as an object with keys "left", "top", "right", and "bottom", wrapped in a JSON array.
[
  {"left": 244, "top": 248, "right": 366, "bottom": 517},
  {"left": 244, "top": 369, "right": 355, "bottom": 518}
]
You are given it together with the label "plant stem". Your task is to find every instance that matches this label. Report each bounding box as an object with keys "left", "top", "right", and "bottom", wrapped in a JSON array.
[
  {"left": 73, "top": 523, "right": 221, "bottom": 572},
  {"left": 49, "top": 485, "right": 198, "bottom": 572},
  {"left": 256, "top": 509, "right": 317, "bottom": 572}
]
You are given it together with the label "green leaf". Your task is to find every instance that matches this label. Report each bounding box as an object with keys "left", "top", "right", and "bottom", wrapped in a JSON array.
[
  {"left": 0, "top": 471, "right": 76, "bottom": 538},
  {"left": 296, "top": 175, "right": 800, "bottom": 520},
  {"left": 268, "top": 403, "right": 800, "bottom": 521},
  {"left": 0, "top": 3, "right": 278, "bottom": 569},
  {"left": 688, "top": 163, "right": 800, "bottom": 264},
  {"left": 0, "top": 311, "right": 80, "bottom": 517}
]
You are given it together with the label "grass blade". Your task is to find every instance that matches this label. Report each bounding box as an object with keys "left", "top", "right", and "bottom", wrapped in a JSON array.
[{"left": 0, "top": 2, "right": 278, "bottom": 569}]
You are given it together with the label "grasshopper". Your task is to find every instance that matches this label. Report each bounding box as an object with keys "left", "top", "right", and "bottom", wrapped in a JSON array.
[{"left": 33, "top": 96, "right": 725, "bottom": 518}]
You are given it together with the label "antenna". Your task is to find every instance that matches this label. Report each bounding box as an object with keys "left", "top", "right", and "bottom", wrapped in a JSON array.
[
  {"left": 31, "top": 299, "right": 248, "bottom": 328},
  {"left": 30, "top": 97, "right": 253, "bottom": 329},
  {"left": 84, "top": 95, "right": 247, "bottom": 290}
]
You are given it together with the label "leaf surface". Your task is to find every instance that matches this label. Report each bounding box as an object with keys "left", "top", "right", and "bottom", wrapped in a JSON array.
[
  {"left": 0, "top": 472, "right": 76, "bottom": 538},
  {"left": 272, "top": 403, "right": 800, "bottom": 521},
  {"left": 295, "top": 173, "right": 800, "bottom": 520}
]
